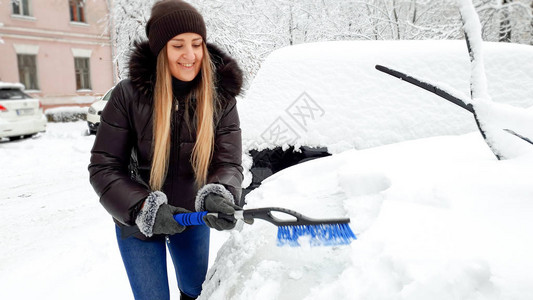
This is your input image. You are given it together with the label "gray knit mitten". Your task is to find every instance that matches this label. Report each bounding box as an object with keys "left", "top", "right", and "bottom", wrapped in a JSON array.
[
  {"left": 152, "top": 203, "right": 190, "bottom": 235},
  {"left": 135, "top": 191, "right": 190, "bottom": 237},
  {"left": 195, "top": 184, "right": 239, "bottom": 231},
  {"left": 203, "top": 193, "right": 239, "bottom": 230}
]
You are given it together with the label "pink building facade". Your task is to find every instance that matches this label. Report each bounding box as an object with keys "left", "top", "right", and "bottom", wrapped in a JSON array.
[{"left": 0, "top": 0, "right": 114, "bottom": 107}]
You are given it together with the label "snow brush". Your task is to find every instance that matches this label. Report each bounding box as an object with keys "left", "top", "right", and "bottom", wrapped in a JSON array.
[{"left": 174, "top": 207, "right": 356, "bottom": 247}]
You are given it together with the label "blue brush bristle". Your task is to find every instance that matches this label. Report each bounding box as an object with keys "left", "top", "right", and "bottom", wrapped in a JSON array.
[{"left": 277, "top": 223, "right": 356, "bottom": 247}]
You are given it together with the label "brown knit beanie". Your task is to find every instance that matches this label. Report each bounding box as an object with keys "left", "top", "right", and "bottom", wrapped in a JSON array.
[{"left": 146, "top": 0, "right": 206, "bottom": 55}]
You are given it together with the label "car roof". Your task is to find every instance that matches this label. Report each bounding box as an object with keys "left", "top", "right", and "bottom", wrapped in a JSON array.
[
  {"left": 0, "top": 82, "right": 25, "bottom": 90},
  {"left": 239, "top": 40, "right": 533, "bottom": 153}
]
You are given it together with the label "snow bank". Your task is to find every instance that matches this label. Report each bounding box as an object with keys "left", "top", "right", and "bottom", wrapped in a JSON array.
[
  {"left": 201, "top": 133, "right": 533, "bottom": 300},
  {"left": 239, "top": 40, "right": 533, "bottom": 153},
  {"left": 45, "top": 106, "right": 88, "bottom": 122}
]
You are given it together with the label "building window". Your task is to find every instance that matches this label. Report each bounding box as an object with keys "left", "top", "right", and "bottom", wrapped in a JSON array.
[
  {"left": 69, "top": 0, "right": 85, "bottom": 23},
  {"left": 74, "top": 57, "right": 91, "bottom": 90},
  {"left": 12, "top": 0, "right": 31, "bottom": 16},
  {"left": 17, "top": 54, "right": 39, "bottom": 90}
]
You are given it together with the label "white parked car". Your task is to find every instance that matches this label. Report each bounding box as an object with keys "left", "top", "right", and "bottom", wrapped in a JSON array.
[
  {"left": 0, "top": 82, "right": 46, "bottom": 141},
  {"left": 87, "top": 87, "right": 114, "bottom": 135}
]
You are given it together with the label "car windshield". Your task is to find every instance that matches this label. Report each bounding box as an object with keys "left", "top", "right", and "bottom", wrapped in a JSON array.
[
  {"left": 102, "top": 88, "right": 114, "bottom": 101},
  {"left": 0, "top": 89, "right": 32, "bottom": 100}
]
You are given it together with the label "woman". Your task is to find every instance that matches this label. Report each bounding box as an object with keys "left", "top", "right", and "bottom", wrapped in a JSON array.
[{"left": 88, "top": 1, "right": 243, "bottom": 299}]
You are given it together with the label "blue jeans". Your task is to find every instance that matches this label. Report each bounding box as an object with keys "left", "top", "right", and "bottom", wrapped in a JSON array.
[{"left": 115, "top": 225, "right": 210, "bottom": 300}]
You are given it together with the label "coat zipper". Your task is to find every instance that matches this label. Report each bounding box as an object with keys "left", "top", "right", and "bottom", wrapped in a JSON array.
[{"left": 170, "top": 102, "right": 183, "bottom": 201}]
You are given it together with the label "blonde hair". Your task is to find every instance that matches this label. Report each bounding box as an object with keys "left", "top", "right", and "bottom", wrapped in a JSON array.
[{"left": 150, "top": 43, "right": 217, "bottom": 190}]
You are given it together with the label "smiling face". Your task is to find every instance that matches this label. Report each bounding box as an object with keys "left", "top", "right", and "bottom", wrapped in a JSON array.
[{"left": 166, "top": 32, "right": 204, "bottom": 81}]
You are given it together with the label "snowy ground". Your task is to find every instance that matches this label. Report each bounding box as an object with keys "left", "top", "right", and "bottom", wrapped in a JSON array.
[{"left": 0, "top": 122, "right": 230, "bottom": 299}]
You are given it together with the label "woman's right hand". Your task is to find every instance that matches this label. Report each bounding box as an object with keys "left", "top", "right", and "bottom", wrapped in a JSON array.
[
  {"left": 135, "top": 191, "right": 190, "bottom": 237},
  {"left": 152, "top": 204, "right": 190, "bottom": 235}
]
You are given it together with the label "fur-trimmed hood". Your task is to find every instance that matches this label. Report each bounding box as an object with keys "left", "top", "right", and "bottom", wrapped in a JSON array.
[{"left": 128, "top": 40, "right": 243, "bottom": 103}]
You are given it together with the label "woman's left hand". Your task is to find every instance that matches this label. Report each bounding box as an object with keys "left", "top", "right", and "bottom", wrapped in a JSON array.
[{"left": 203, "top": 193, "right": 240, "bottom": 230}]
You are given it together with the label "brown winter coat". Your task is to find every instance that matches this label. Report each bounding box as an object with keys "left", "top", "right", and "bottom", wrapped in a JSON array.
[{"left": 88, "top": 41, "right": 244, "bottom": 229}]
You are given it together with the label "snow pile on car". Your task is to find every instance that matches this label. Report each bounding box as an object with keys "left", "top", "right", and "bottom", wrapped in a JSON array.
[
  {"left": 0, "top": 81, "right": 25, "bottom": 90},
  {"left": 201, "top": 133, "right": 533, "bottom": 300},
  {"left": 238, "top": 40, "right": 533, "bottom": 154},
  {"left": 201, "top": 39, "right": 533, "bottom": 300}
]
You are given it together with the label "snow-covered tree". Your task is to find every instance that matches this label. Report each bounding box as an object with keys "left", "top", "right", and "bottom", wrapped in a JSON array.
[
  {"left": 107, "top": 0, "right": 533, "bottom": 85},
  {"left": 474, "top": 0, "right": 533, "bottom": 44},
  {"left": 193, "top": 0, "right": 291, "bottom": 87},
  {"left": 108, "top": 0, "right": 153, "bottom": 80}
]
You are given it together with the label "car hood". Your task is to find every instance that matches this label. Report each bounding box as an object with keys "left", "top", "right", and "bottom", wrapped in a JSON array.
[{"left": 89, "top": 100, "right": 108, "bottom": 112}]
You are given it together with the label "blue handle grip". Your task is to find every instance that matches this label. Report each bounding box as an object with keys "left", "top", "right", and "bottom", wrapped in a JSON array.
[{"left": 174, "top": 211, "right": 208, "bottom": 226}]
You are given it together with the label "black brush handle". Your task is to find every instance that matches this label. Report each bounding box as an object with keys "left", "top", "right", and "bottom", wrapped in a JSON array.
[{"left": 243, "top": 207, "right": 350, "bottom": 226}]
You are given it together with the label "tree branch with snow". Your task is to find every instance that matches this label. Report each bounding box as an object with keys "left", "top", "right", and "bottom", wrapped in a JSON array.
[{"left": 375, "top": 0, "right": 533, "bottom": 160}]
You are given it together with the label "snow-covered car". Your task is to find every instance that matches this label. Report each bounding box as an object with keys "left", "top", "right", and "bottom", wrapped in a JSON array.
[
  {"left": 238, "top": 40, "right": 533, "bottom": 196},
  {"left": 0, "top": 82, "right": 46, "bottom": 141},
  {"left": 204, "top": 37, "right": 533, "bottom": 300},
  {"left": 87, "top": 87, "right": 114, "bottom": 134}
]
